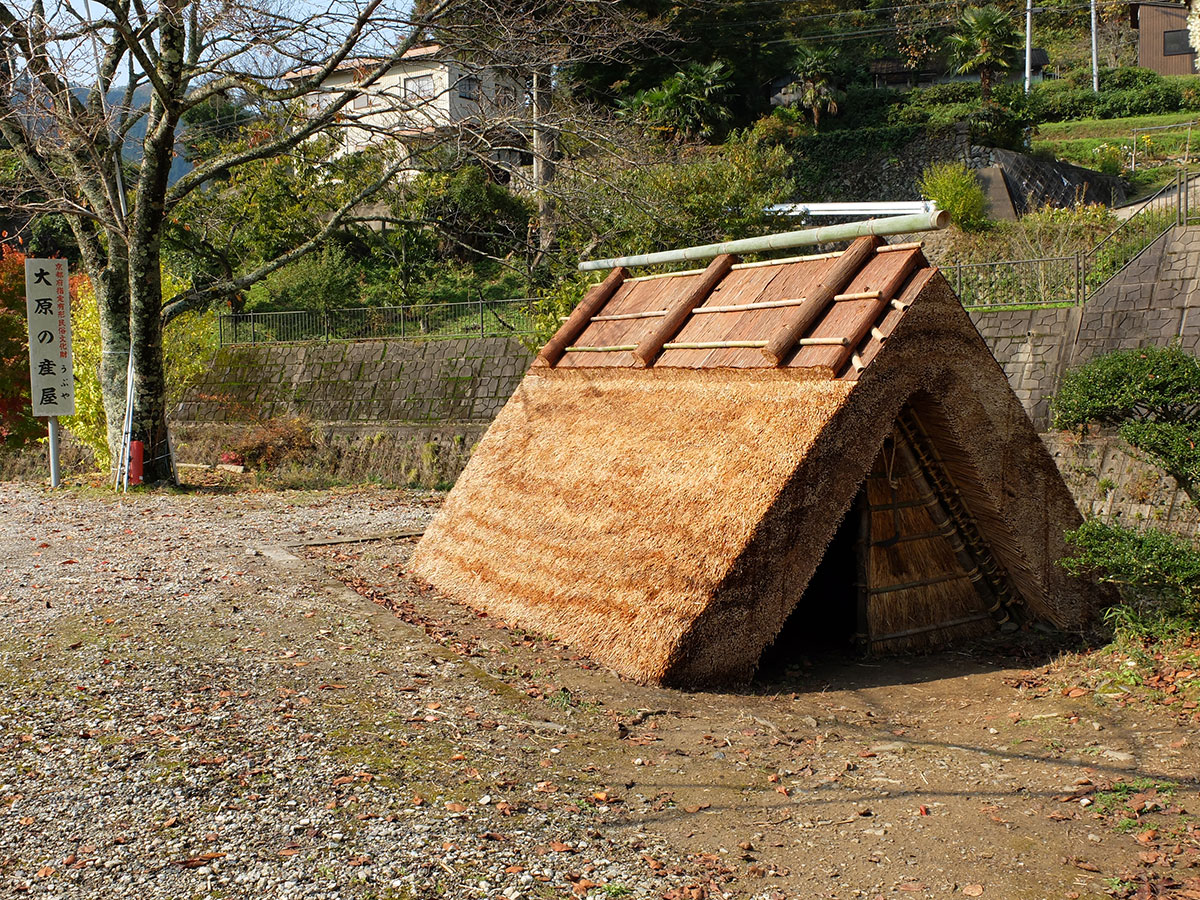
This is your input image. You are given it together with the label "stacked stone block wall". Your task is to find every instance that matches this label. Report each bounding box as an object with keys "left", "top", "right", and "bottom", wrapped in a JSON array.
[{"left": 173, "top": 337, "right": 533, "bottom": 485}]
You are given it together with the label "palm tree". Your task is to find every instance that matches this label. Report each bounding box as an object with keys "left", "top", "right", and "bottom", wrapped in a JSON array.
[
  {"left": 618, "top": 62, "right": 734, "bottom": 142},
  {"left": 792, "top": 45, "right": 841, "bottom": 129},
  {"left": 947, "top": 5, "right": 1021, "bottom": 103}
]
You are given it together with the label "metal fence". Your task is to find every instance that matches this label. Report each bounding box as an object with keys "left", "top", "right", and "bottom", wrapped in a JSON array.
[
  {"left": 218, "top": 297, "right": 538, "bottom": 346},
  {"left": 947, "top": 169, "right": 1200, "bottom": 310}
]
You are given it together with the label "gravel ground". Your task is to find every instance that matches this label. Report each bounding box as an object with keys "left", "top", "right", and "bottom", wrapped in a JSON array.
[
  {"left": 4, "top": 482, "right": 1199, "bottom": 900},
  {"left": 0, "top": 483, "right": 703, "bottom": 900}
]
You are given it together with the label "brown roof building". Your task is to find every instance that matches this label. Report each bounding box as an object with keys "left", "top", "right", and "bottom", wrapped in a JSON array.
[
  {"left": 410, "top": 237, "right": 1101, "bottom": 687},
  {"left": 1130, "top": 2, "right": 1198, "bottom": 76}
]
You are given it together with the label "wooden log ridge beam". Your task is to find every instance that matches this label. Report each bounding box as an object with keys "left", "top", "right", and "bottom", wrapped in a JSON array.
[
  {"left": 829, "top": 250, "right": 921, "bottom": 376},
  {"left": 632, "top": 254, "right": 738, "bottom": 367},
  {"left": 534, "top": 266, "right": 628, "bottom": 368},
  {"left": 761, "top": 235, "right": 881, "bottom": 366}
]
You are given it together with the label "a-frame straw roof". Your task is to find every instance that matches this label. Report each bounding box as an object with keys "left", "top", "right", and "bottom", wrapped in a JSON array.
[{"left": 410, "top": 239, "right": 1100, "bottom": 687}]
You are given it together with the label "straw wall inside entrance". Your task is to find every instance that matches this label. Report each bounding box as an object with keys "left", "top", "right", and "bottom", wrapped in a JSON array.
[{"left": 862, "top": 431, "right": 998, "bottom": 653}]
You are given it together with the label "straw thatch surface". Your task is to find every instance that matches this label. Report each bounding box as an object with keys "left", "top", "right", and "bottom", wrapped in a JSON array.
[
  {"left": 412, "top": 264, "right": 1101, "bottom": 688},
  {"left": 411, "top": 368, "right": 854, "bottom": 685}
]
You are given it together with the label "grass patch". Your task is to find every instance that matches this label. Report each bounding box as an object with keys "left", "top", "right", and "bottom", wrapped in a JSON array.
[
  {"left": 1093, "top": 777, "right": 1178, "bottom": 816},
  {"left": 1036, "top": 111, "right": 1200, "bottom": 141}
]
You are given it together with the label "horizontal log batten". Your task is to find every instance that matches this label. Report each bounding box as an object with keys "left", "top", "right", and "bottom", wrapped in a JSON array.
[
  {"left": 876, "top": 241, "right": 924, "bottom": 253},
  {"left": 563, "top": 344, "right": 637, "bottom": 352},
  {"left": 870, "top": 612, "right": 995, "bottom": 643}
]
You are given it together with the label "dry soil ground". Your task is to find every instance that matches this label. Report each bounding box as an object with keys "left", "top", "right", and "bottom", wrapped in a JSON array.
[{"left": 1, "top": 482, "right": 1198, "bottom": 900}]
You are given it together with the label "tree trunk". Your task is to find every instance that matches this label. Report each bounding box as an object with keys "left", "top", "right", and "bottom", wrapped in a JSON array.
[
  {"left": 531, "top": 65, "right": 556, "bottom": 253},
  {"left": 126, "top": 246, "right": 171, "bottom": 482},
  {"left": 980, "top": 68, "right": 993, "bottom": 103},
  {"left": 95, "top": 266, "right": 131, "bottom": 463}
]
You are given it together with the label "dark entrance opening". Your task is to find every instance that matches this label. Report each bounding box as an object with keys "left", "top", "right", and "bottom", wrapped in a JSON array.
[{"left": 756, "top": 490, "right": 863, "bottom": 678}]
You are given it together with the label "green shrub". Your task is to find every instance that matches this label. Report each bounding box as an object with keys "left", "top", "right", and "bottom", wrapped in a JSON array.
[
  {"left": 1061, "top": 519, "right": 1200, "bottom": 623},
  {"left": 918, "top": 161, "right": 989, "bottom": 231}
]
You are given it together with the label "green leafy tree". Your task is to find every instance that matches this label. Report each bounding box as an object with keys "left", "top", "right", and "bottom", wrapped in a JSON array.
[
  {"left": 947, "top": 5, "right": 1021, "bottom": 103},
  {"left": 1052, "top": 345, "right": 1200, "bottom": 505},
  {"left": 791, "top": 45, "right": 841, "bottom": 129},
  {"left": 0, "top": 244, "right": 41, "bottom": 450},
  {"left": 0, "top": 0, "right": 454, "bottom": 481}
]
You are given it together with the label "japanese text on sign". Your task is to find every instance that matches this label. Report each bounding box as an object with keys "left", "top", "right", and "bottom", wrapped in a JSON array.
[{"left": 25, "top": 258, "right": 75, "bottom": 417}]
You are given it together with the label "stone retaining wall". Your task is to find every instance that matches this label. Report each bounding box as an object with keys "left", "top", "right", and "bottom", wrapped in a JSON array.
[
  {"left": 173, "top": 337, "right": 533, "bottom": 485},
  {"left": 969, "top": 224, "right": 1200, "bottom": 428}
]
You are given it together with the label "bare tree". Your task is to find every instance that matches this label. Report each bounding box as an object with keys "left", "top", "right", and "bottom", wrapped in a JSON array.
[
  {"left": 0, "top": 0, "right": 452, "bottom": 480},
  {"left": 0, "top": 0, "right": 662, "bottom": 482}
]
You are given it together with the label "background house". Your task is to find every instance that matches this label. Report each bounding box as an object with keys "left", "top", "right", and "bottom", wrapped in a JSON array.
[
  {"left": 293, "top": 43, "right": 528, "bottom": 173},
  {"left": 1130, "top": 1, "right": 1198, "bottom": 75}
]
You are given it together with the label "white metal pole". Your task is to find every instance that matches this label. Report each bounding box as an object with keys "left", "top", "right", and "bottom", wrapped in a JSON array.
[
  {"left": 1025, "top": 0, "right": 1033, "bottom": 94},
  {"left": 47, "top": 416, "right": 60, "bottom": 488},
  {"left": 1091, "top": 0, "right": 1100, "bottom": 93}
]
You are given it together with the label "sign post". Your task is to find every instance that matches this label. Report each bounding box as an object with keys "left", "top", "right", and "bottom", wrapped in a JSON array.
[{"left": 24, "top": 259, "right": 74, "bottom": 488}]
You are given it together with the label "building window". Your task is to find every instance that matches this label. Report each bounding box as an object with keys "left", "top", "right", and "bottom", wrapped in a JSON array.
[
  {"left": 1164, "top": 29, "right": 1194, "bottom": 57},
  {"left": 457, "top": 75, "right": 480, "bottom": 100},
  {"left": 352, "top": 91, "right": 371, "bottom": 110},
  {"left": 404, "top": 74, "right": 436, "bottom": 99}
]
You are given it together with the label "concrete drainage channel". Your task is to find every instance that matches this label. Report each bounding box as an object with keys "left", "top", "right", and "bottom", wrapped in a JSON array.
[
  {"left": 244, "top": 528, "right": 574, "bottom": 737},
  {"left": 245, "top": 528, "right": 428, "bottom": 564}
]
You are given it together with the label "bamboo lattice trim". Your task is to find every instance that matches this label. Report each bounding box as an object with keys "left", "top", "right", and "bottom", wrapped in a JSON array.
[
  {"left": 871, "top": 612, "right": 994, "bottom": 643},
  {"left": 731, "top": 251, "right": 844, "bottom": 269},
  {"left": 579, "top": 290, "right": 884, "bottom": 323},
  {"left": 563, "top": 335, "right": 850, "bottom": 353},
  {"left": 870, "top": 326, "right": 888, "bottom": 343},
  {"left": 867, "top": 570, "right": 971, "bottom": 595},
  {"left": 663, "top": 340, "right": 768, "bottom": 350}
]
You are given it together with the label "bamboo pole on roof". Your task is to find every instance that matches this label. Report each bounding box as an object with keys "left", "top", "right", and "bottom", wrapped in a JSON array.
[{"left": 577, "top": 209, "right": 948, "bottom": 271}]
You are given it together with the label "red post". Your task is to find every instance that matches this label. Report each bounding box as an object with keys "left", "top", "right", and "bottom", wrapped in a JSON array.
[{"left": 129, "top": 441, "right": 144, "bottom": 486}]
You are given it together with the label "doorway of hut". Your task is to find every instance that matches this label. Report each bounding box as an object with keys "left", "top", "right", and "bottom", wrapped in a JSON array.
[{"left": 756, "top": 490, "right": 864, "bottom": 678}]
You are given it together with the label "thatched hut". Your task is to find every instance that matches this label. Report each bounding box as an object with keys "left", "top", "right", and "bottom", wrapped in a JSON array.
[{"left": 410, "top": 236, "right": 1097, "bottom": 687}]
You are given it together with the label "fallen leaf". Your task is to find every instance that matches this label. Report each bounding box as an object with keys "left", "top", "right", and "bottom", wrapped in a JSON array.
[
  {"left": 550, "top": 842, "right": 573, "bottom": 852},
  {"left": 445, "top": 802, "right": 467, "bottom": 813},
  {"left": 36, "top": 867, "right": 54, "bottom": 878},
  {"left": 963, "top": 885, "right": 984, "bottom": 897}
]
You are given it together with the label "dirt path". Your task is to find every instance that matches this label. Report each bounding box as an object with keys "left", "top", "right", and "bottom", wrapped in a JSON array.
[{"left": 2, "top": 483, "right": 1197, "bottom": 900}]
